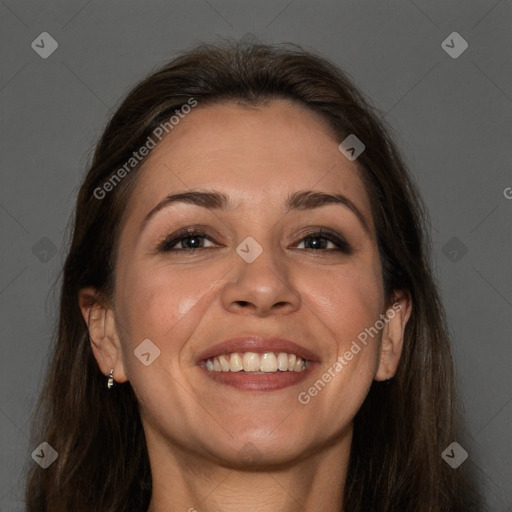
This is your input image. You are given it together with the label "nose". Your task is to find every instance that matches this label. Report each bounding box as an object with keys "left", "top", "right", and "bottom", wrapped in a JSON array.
[{"left": 220, "top": 241, "right": 301, "bottom": 317}]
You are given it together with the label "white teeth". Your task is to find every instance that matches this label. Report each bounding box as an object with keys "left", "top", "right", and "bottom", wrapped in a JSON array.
[
  {"left": 260, "top": 353, "right": 278, "bottom": 372},
  {"left": 242, "top": 352, "right": 260, "bottom": 372},
  {"left": 293, "top": 357, "right": 304, "bottom": 372},
  {"left": 204, "top": 351, "right": 309, "bottom": 373},
  {"left": 218, "top": 354, "right": 230, "bottom": 372},
  {"left": 229, "top": 353, "right": 243, "bottom": 372},
  {"left": 277, "top": 352, "right": 289, "bottom": 371}
]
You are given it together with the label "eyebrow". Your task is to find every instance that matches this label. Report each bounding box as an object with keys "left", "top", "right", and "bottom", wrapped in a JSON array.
[{"left": 140, "top": 189, "right": 371, "bottom": 234}]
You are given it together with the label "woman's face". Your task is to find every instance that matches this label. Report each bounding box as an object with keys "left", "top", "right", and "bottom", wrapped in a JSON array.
[{"left": 90, "top": 99, "right": 407, "bottom": 467}]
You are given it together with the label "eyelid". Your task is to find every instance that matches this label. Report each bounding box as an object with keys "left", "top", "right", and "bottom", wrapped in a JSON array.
[
  {"left": 155, "top": 226, "right": 219, "bottom": 252},
  {"left": 293, "top": 227, "right": 352, "bottom": 253},
  {"left": 156, "top": 225, "right": 352, "bottom": 254}
]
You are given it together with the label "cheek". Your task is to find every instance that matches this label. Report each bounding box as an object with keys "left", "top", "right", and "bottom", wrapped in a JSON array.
[
  {"left": 115, "top": 261, "right": 221, "bottom": 371},
  {"left": 305, "top": 259, "right": 384, "bottom": 339},
  {"left": 113, "top": 265, "right": 204, "bottom": 414},
  {"left": 301, "top": 259, "right": 384, "bottom": 382},
  {"left": 295, "top": 267, "right": 383, "bottom": 427}
]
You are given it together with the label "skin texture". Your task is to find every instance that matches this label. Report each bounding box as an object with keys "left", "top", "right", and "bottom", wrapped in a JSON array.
[{"left": 79, "top": 99, "right": 411, "bottom": 512}]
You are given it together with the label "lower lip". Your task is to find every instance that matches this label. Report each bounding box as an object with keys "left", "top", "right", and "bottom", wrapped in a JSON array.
[{"left": 198, "top": 364, "right": 318, "bottom": 391}]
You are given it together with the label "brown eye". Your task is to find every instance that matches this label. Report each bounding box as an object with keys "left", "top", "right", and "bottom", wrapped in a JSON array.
[
  {"left": 157, "top": 230, "right": 217, "bottom": 253},
  {"left": 295, "top": 229, "right": 352, "bottom": 254},
  {"left": 156, "top": 227, "right": 352, "bottom": 255}
]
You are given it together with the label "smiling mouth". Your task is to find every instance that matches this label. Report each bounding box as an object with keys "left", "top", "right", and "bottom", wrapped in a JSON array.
[
  {"left": 200, "top": 351, "right": 312, "bottom": 373},
  {"left": 198, "top": 352, "right": 318, "bottom": 391}
]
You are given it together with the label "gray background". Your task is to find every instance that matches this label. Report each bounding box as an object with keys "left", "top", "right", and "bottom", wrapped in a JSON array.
[{"left": 1, "top": 0, "right": 511, "bottom": 510}]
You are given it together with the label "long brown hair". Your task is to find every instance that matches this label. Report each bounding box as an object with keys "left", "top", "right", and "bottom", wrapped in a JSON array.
[{"left": 25, "top": 39, "right": 480, "bottom": 511}]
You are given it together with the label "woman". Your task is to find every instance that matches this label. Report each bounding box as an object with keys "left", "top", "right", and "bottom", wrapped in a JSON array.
[{"left": 25, "top": 40, "right": 480, "bottom": 511}]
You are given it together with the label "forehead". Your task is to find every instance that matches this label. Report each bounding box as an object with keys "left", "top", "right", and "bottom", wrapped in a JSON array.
[{"left": 124, "top": 99, "right": 372, "bottom": 228}]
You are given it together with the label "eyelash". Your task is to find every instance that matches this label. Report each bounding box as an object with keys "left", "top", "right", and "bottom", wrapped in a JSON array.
[{"left": 156, "top": 227, "right": 352, "bottom": 255}]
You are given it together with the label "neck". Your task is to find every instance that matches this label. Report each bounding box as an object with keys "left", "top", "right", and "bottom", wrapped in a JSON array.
[{"left": 145, "top": 428, "right": 351, "bottom": 512}]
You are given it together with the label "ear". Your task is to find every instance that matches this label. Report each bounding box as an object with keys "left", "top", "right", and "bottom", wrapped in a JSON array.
[
  {"left": 78, "top": 286, "right": 128, "bottom": 384},
  {"left": 374, "top": 290, "right": 412, "bottom": 381}
]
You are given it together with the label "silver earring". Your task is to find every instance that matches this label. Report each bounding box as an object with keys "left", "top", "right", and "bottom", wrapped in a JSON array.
[{"left": 107, "top": 368, "right": 115, "bottom": 389}]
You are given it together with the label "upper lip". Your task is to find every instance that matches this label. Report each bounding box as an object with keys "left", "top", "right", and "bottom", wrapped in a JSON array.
[{"left": 196, "top": 336, "right": 321, "bottom": 363}]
